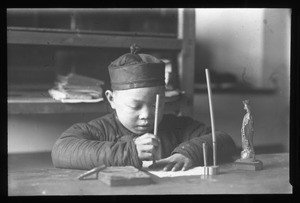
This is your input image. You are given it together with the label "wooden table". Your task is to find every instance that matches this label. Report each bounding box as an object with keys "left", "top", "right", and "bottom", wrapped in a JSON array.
[{"left": 8, "top": 153, "right": 292, "bottom": 195}]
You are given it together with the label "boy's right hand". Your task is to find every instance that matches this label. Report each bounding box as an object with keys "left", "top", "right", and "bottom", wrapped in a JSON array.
[{"left": 133, "top": 133, "right": 160, "bottom": 161}]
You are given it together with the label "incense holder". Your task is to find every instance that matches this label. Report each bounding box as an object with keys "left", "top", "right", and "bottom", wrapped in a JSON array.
[
  {"left": 234, "top": 159, "right": 263, "bottom": 171},
  {"left": 203, "top": 165, "right": 219, "bottom": 175}
]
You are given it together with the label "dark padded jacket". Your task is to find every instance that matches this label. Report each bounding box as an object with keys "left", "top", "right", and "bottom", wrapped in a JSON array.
[{"left": 52, "top": 112, "right": 237, "bottom": 170}]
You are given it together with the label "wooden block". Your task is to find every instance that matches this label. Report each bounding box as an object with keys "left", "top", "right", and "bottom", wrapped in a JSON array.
[
  {"left": 203, "top": 166, "right": 219, "bottom": 175},
  {"left": 234, "top": 159, "right": 263, "bottom": 171},
  {"left": 98, "top": 166, "right": 152, "bottom": 187}
]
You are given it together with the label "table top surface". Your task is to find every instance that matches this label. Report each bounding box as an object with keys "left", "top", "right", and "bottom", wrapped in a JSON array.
[{"left": 8, "top": 153, "right": 292, "bottom": 195}]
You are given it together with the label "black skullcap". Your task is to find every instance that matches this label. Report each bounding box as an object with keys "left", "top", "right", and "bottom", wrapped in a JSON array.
[{"left": 108, "top": 44, "right": 165, "bottom": 90}]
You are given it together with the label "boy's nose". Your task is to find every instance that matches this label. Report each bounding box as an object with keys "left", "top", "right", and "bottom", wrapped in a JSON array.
[{"left": 139, "top": 106, "right": 153, "bottom": 120}]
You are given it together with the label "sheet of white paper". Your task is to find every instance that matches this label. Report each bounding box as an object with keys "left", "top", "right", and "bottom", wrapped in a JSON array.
[{"left": 143, "top": 161, "right": 205, "bottom": 178}]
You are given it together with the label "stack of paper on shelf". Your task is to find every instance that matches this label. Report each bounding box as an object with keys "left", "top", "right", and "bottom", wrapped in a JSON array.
[
  {"left": 48, "top": 73, "right": 104, "bottom": 103},
  {"left": 165, "top": 89, "right": 183, "bottom": 97}
]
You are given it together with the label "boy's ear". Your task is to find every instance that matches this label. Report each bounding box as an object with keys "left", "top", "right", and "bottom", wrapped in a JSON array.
[{"left": 105, "top": 90, "right": 116, "bottom": 109}]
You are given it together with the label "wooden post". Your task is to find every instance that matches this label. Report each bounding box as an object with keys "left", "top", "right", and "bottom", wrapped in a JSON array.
[
  {"left": 70, "top": 11, "right": 77, "bottom": 30},
  {"left": 178, "top": 8, "right": 195, "bottom": 117}
]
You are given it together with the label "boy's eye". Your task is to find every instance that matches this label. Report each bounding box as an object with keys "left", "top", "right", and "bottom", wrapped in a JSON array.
[{"left": 127, "top": 104, "right": 140, "bottom": 109}]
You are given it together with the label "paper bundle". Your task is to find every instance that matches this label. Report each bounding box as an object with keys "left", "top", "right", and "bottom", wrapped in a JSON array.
[{"left": 48, "top": 73, "right": 104, "bottom": 103}]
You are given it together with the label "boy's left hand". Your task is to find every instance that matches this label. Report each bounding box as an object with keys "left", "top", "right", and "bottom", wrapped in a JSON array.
[{"left": 149, "top": 153, "right": 193, "bottom": 171}]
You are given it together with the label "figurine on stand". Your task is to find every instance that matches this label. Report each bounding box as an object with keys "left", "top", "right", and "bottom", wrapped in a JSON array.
[
  {"left": 240, "top": 99, "right": 255, "bottom": 161},
  {"left": 235, "top": 100, "right": 263, "bottom": 170}
]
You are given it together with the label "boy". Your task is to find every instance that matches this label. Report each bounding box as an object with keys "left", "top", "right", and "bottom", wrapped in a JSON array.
[{"left": 51, "top": 45, "right": 237, "bottom": 171}]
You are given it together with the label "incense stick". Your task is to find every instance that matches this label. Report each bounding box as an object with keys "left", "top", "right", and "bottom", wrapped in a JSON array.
[
  {"left": 78, "top": 164, "right": 107, "bottom": 180},
  {"left": 205, "top": 69, "right": 217, "bottom": 166},
  {"left": 153, "top": 94, "right": 160, "bottom": 165}
]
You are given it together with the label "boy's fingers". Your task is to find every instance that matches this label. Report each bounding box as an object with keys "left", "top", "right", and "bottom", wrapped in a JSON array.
[
  {"left": 148, "top": 138, "right": 160, "bottom": 146},
  {"left": 140, "top": 144, "right": 159, "bottom": 155},
  {"left": 136, "top": 138, "right": 159, "bottom": 147},
  {"left": 171, "top": 162, "right": 184, "bottom": 172},
  {"left": 145, "top": 134, "right": 160, "bottom": 143},
  {"left": 142, "top": 133, "right": 157, "bottom": 139},
  {"left": 148, "top": 158, "right": 169, "bottom": 169},
  {"left": 136, "top": 133, "right": 155, "bottom": 142},
  {"left": 148, "top": 163, "right": 163, "bottom": 170},
  {"left": 154, "top": 157, "right": 170, "bottom": 165},
  {"left": 142, "top": 152, "right": 154, "bottom": 160},
  {"left": 137, "top": 137, "right": 158, "bottom": 145},
  {"left": 163, "top": 163, "right": 175, "bottom": 171},
  {"left": 181, "top": 162, "right": 191, "bottom": 171},
  {"left": 141, "top": 144, "right": 155, "bottom": 152}
]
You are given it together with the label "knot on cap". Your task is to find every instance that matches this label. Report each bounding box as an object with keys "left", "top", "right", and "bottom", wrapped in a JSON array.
[
  {"left": 111, "top": 44, "right": 143, "bottom": 67},
  {"left": 130, "top": 44, "right": 141, "bottom": 54},
  {"left": 108, "top": 44, "right": 166, "bottom": 90}
]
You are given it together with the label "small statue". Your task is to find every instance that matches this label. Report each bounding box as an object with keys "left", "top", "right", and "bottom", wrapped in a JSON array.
[
  {"left": 240, "top": 99, "right": 255, "bottom": 161},
  {"left": 235, "top": 99, "right": 263, "bottom": 170}
]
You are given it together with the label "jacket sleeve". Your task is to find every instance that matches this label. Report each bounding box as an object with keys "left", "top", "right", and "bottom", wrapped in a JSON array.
[
  {"left": 51, "top": 122, "right": 142, "bottom": 170},
  {"left": 171, "top": 116, "right": 238, "bottom": 166}
]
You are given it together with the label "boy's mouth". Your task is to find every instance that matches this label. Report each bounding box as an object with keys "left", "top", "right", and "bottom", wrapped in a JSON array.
[
  {"left": 137, "top": 124, "right": 150, "bottom": 128},
  {"left": 138, "top": 120, "right": 152, "bottom": 126},
  {"left": 136, "top": 124, "right": 152, "bottom": 131}
]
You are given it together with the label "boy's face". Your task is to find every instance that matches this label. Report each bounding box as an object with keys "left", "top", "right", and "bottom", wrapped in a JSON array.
[{"left": 106, "top": 86, "right": 166, "bottom": 135}]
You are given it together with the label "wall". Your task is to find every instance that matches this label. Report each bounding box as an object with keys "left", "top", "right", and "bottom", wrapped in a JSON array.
[
  {"left": 8, "top": 113, "right": 100, "bottom": 153},
  {"left": 195, "top": 9, "right": 265, "bottom": 87},
  {"left": 195, "top": 9, "right": 290, "bottom": 90},
  {"left": 194, "top": 9, "right": 290, "bottom": 153},
  {"left": 262, "top": 9, "right": 290, "bottom": 93}
]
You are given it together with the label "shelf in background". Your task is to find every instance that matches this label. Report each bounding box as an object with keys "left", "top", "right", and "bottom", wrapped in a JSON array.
[
  {"left": 8, "top": 26, "right": 178, "bottom": 38},
  {"left": 194, "top": 83, "right": 277, "bottom": 94},
  {"left": 8, "top": 90, "right": 182, "bottom": 114},
  {"left": 7, "top": 27, "right": 182, "bottom": 50},
  {"left": 8, "top": 97, "right": 111, "bottom": 115}
]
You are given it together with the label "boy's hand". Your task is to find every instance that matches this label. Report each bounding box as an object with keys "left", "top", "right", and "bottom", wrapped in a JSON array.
[
  {"left": 149, "top": 153, "right": 193, "bottom": 171},
  {"left": 134, "top": 133, "right": 160, "bottom": 161}
]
